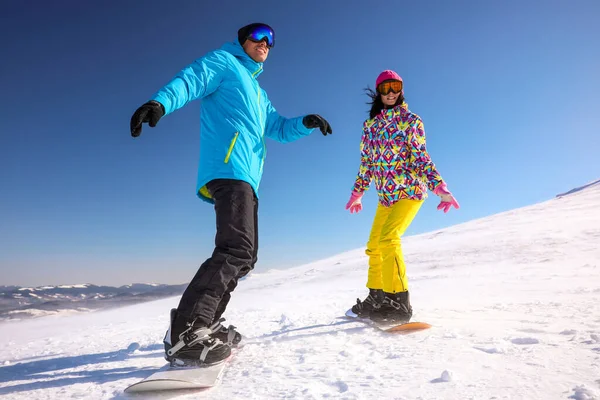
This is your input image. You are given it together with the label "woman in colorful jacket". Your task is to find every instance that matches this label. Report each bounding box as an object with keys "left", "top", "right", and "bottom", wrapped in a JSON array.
[{"left": 345, "top": 70, "right": 459, "bottom": 322}]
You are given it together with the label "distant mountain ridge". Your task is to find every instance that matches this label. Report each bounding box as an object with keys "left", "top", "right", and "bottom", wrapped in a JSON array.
[
  {"left": 0, "top": 283, "right": 186, "bottom": 321},
  {"left": 556, "top": 178, "right": 600, "bottom": 197}
]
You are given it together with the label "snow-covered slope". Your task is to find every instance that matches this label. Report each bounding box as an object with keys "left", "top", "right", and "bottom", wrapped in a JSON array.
[{"left": 1, "top": 183, "right": 599, "bottom": 399}]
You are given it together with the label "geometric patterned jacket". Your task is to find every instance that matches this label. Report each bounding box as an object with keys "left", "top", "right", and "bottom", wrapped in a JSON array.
[{"left": 352, "top": 102, "right": 444, "bottom": 207}]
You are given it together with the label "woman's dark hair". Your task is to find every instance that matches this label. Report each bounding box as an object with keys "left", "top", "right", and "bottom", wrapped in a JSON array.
[{"left": 365, "top": 87, "right": 405, "bottom": 119}]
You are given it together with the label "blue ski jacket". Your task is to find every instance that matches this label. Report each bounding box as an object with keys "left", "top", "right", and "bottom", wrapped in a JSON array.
[{"left": 151, "top": 40, "right": 314, "bottom": 203}]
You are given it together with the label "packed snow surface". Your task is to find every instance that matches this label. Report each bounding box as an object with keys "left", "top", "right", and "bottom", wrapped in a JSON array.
[{"left": 1, "top": 183, "right": 599, "bottom": 399}]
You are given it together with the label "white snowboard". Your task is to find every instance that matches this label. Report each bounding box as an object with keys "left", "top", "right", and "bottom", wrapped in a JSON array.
[{"left": 124, "top": 361, "right": 226, "bottom": 393}]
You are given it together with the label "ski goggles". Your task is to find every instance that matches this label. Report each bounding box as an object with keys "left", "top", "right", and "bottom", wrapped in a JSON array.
[
  {"left": 246, "top": 24, "right": 275, "bottom": 48},
  {"left": 377, "top": 80, "right": 403, "bottom": 95}
]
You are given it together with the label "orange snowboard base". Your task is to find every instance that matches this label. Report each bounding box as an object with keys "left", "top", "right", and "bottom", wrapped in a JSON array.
[
  {"left": 344, "top": 309, "right": 431, "bottom": 334},
  {"left": 383, "top": 321, "right": 432, "bottom": 334}
]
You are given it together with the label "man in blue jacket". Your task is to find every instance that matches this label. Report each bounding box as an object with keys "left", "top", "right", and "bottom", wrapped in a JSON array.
[{"left": 130, "top": 23, "right": 332, "bottom": 365}]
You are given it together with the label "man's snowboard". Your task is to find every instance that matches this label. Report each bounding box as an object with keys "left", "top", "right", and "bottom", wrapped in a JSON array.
[
  {"left": 345, "top": 309, "right": 431, "bottom": 333},
  {"left": 124, "top": 360, "right": 227, "bottom": 393}
]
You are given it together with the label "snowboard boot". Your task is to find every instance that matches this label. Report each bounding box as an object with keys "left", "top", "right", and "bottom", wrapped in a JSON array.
[
  {"left": 210, "top": 320, "right": 243, "bottom": 348},
  {"left": 351, "top": 289, "right": 385, "bottom": 318},
  {"left": 163, "top": 309, "right": 231, "bottom": 366},
  {"left": 372, "top": 291, "right": 413, "bottom": 323}
]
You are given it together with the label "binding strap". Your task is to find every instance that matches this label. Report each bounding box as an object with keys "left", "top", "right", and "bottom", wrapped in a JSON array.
[{"left": 166, "top": 318, "right": 225, "bottom": 357}]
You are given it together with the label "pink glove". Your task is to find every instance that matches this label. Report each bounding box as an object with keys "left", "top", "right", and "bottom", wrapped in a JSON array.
[
  {"left": 345, "top": 191, "right": 363, "bottom": 214},
  {"left": 434, "top": 184, "right": 459, "bottom": 213}
]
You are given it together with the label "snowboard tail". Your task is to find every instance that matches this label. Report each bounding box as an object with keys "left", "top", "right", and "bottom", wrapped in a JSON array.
[
  {"left": 124, "top": 360, "right": 227, "bottom": 393},
  {"left": 345, "top": 308, "right": 431, "bottom": 333},
  {"left": 383, "top": 321, "right": 432, "bottom": 333}
]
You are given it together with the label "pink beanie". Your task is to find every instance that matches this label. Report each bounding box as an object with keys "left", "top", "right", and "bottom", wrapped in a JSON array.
[{"left": 375, "top": 70, "right": 403, "bottom": 87}]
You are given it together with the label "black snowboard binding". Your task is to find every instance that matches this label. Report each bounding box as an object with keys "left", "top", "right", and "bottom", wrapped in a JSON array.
[
  {"left": 371, "top": 291, "right": 413, "bottom": 323},
  {"left": 351, "top": 288, "right": 385, "bottom": 318},
  {"left": 210, "top": 320, "right": 243, "bottom": 348},
  {"left": 163, "top": 309, "right": 231, "bottom": 366}
]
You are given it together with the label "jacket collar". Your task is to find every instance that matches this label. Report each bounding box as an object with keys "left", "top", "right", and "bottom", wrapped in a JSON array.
[
  {"left": 365, "top": 102, "right": 410, "bottom": 129},
  {"left": 220, "top": 40, "right": 264, "bottom": 78}
]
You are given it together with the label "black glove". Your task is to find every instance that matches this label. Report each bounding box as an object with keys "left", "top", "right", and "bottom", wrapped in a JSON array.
[
  {"left": 130, "top": 100, "right": 165, "bottom": 138},
  {"left": 303, "top": 114, "right": 332, "bottom": 136}
]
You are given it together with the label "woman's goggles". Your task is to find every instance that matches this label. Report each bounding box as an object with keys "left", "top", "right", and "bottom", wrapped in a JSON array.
[{"left": 377, "top": 80, "right": 403, "bottom": 95}]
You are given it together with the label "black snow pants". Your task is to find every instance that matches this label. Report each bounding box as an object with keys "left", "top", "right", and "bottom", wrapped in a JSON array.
[{"left": 176, "top": 179, "right": 258, "bottom": 326}]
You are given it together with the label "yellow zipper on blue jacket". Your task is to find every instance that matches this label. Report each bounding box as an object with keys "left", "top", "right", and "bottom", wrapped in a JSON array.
[
  {"left": 224, "top": 132, "right": 239, "bottom": 163},
  {"left": 253, "top": 66, "right": 266, "bottom": 173}
]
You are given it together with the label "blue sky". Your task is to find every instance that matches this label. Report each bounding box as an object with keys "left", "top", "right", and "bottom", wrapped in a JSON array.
[{"left": 1, "top": 0, "right": 598, "bottom": 287}]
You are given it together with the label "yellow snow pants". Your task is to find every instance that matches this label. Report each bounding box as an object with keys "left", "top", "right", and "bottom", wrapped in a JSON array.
[{"left": 366, "top": 199, "right": 423, "bottom": 293}]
